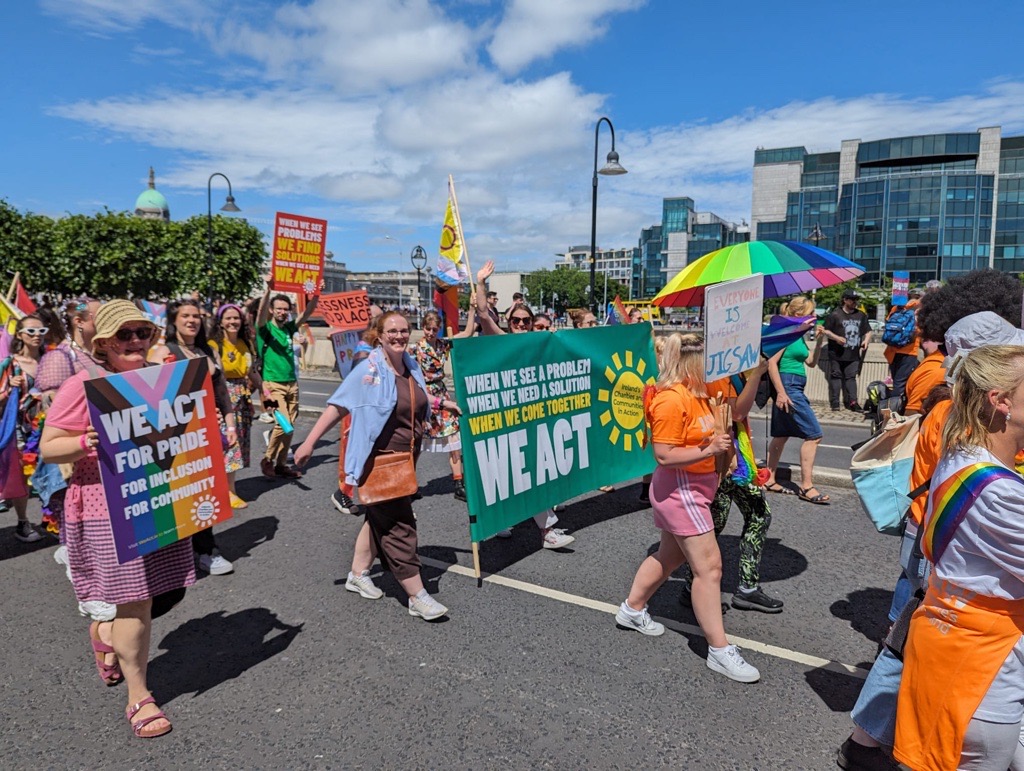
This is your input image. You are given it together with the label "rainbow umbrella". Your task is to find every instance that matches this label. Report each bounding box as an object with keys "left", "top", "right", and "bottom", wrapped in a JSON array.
[{"left": 652, "top": 240, "right": 864, "bottom": 307}]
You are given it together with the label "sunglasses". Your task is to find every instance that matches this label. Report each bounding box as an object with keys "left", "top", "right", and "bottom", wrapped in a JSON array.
[
  {"left": 509, "top": 316, "right": 532, "bottom": 326},
  {"left": 21, "top": 327, "right": 49, "bottom": 337},
  {"left": 114, "top": 326, "right": 155, "bottom": 342},
  {"left": 384, "top": 329, "right": 410, "bottom": 338}
]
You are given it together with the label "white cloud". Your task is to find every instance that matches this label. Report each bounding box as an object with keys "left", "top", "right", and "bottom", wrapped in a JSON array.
[
  {"left": 40, "top": 0, "right": 208, "bottom": 32},
  {"left": 488, "top": 0, "right": 645, "bottom": 73},
  {"left": 216, "top": 0, "right": 481, "bottom": 93}
]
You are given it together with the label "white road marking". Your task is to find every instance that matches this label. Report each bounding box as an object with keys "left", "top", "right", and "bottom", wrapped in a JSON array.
[
  {"left": 419, "top": 556, "right": 870, "bottom": 680},
  {"left": 302, "top": 390, "right": 332, "bottom": 396}
]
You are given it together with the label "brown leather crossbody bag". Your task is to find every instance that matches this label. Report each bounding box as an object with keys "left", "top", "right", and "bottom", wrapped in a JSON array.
[{"left": 358, "top": 372, "right": 418, "bottom": 505}]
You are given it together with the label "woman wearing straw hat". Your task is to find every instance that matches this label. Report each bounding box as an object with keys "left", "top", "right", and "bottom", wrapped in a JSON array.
[{"left": 40, "top": 300, "right": 195, "bottom": 739}]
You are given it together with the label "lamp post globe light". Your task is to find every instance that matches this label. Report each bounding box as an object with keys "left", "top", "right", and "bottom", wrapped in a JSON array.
[
  {"left": 589, "top": 116, "right": 627, "bottom": 314},
  {"left": 207, "top": 172, "right": 240, "bottom": 308},
  {"left": 410, "top": 245, "right": 427, "bottom": 327}
]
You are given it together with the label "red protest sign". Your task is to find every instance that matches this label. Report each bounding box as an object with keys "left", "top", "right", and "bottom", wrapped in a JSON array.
[
  {"left": 272, "top": 212, "right": 327, "bottom": 293},
  {"left": 318, "top": 289, "right": 371, "bottom": 330}
]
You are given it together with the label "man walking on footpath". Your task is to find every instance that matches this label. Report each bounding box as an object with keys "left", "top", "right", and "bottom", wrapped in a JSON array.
[
  {"left": 256, "top": 275, "right": 320, "bottom": 479},
  {"left": 822, "top": 288, "right": 871, "bottom": 412}
]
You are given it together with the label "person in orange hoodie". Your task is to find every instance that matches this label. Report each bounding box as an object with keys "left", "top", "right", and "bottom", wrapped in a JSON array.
[{"left": 883, "top": 287, "right": 923, "bottom": 401}]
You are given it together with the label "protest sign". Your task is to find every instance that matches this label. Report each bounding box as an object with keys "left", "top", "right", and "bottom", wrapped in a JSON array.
[
  {"left": 272, "top": 211, "right": 327, "bottom": 293},
  {"left": 318, "top": 289, "right": 371, "bottom": 330},
  {"left": 330, "top": 330, "right": 362, "bottom": 379},
  {"left": 704, "top": 274, "right": 764, "bottom": 380},
  {"left": 891, "top": 271, "right": 910, "bottom": 306},
  {"left": 84, "top": 358, "right": 232, "bottom": 564},
  {"left": 452, "top": 324, "right": 656, "bottom": 545}
]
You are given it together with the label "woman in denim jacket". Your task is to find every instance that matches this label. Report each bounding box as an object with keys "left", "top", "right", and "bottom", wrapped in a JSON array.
[{"left": 295, "top": 311, "right": 454, "bottom": 621}]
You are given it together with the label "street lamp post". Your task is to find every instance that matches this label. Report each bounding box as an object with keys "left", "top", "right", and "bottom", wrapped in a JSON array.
[
  {"left": 410, "top": 245, "right": 427, "bottom": 327},
  {"left": 206, "top": 173, "right": 240, "bottom": 308},
  {"left": 589, "top": 116, "right": 627, "bottom": 314}
]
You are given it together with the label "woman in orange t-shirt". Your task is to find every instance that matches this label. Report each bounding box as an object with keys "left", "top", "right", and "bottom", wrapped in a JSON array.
[{"left": 614, "top": 333, "right": 762, "bottom": 683}]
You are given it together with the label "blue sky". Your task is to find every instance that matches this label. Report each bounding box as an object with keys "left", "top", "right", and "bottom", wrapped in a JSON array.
[{"left": 4, "top": 0, "right": 1024, "bottom": 276}]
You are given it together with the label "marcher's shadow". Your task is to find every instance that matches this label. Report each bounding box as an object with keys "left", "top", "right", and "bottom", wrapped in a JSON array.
[
  {"left": 0, "top": 526, "right": 56, "bottom": 561},
  {"left": 805, "top": 666, "right": 864, "bottom": 712},
  {"left": 148, "top": 608, "right": 303, "bottom": 703},
  {"left": 718, "top": 535, "right": 810, "bottom": 588},
  {"left": 213, "top": 515, "right": 279, "bottom": 563},
  {"left": 831, "top": 588, "right": 892, "bottom": 644}
]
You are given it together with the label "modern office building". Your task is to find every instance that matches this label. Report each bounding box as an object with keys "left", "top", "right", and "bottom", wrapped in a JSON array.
[
  {"left": 556, "top": 245, "right": 640, "bottom": 297},
  {"left": 656, "top": 197, "right": 750, "bottom": 297},
  {"left": 752, "top": 126, "right": 1024, "bottom": 285}
]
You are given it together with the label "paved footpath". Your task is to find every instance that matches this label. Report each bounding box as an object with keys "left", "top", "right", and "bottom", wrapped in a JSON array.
[{"left": 1, "top": 416, "right": 898, "bottom": 769}]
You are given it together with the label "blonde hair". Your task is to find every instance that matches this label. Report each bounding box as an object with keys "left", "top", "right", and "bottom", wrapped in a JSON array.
[
  {"left": 655, "top": 332, "right": 707, "bottom": 397},
  {"left": 783, "top": 296, "right": 815, "bottom": 317},
  {"left": 942, "top": 345, "right": 1024, "bottom": 454}
]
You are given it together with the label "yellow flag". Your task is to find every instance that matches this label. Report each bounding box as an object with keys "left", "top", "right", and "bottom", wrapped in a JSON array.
[
  {"left": 437, "top": 197, "right": 466, "bottom": 285},
  {"left": 0, "top": 294, "right": 21, "bottom": 334}
]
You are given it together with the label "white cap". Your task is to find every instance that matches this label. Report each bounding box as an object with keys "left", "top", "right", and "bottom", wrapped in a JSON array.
[{"left": 943, "top": 311, "right": 1024, "bottom": 384}]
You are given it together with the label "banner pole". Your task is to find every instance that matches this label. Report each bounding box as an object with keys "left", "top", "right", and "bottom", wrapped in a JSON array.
[
  {"left": 7, "top": 273, "right": 18, "bottom": 303},
  {"left": 471, "top": 541, "right": 482, "bottom": 583}
]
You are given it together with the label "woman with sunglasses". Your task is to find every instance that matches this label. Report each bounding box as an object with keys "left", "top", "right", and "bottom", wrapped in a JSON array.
[
  {"left": 414, "top": 309, "right": 472, "bottom": 502},
  {"left": 294, "top": 311, "right": 449, "bottom": 620},
  {"left": 40, "top": 301, "right": 195, "bottom": 739},
  {"left": 0, "top": 315, "right": 52, "bottom": 542},
  {"left": 475, "top": 261, "right": 575, "bottom": 549},
  {"left": 149, "top": 299, "right": 237, "bottom": 576},
  {"left": 210, "top": 304, "right": 260, "bottom": 510}
]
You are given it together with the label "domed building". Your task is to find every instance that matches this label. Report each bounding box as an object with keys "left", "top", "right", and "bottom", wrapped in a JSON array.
[{"left": 134, "top": 167, "right": 170, "bottom": 221}]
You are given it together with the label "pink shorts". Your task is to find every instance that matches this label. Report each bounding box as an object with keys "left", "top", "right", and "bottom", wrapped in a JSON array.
[{"left": 650, "top": 465, "right": 718, "bottom": 537}]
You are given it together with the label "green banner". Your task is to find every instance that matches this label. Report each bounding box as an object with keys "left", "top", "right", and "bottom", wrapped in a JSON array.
[{"left": 452, "top": 325, "right": 657, "bottom": 542}]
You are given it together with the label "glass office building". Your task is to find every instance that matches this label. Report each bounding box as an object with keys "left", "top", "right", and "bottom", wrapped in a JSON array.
[{"left": 752, "top": 127, "right": 1022, "bottom": 285}]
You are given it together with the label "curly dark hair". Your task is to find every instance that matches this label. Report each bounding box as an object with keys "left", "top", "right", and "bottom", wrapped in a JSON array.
[{"left": 915, "top": 269, "right": 1023, "bottom": 345}]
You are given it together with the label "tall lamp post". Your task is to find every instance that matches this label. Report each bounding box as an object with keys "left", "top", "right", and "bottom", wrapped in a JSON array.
[
  {"left": 589, "top": 117, "right": 627, "bottom": 313},
  {"left": 410, "top": 245, "right": 427, "bottom": 327},
  {"left": 207, "top": 173, "right": 240, "bottom": 308}
]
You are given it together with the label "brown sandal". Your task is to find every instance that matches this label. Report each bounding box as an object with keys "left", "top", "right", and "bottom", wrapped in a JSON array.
[
  {"left": 89, "top": 621, "right": 123, "bottom": 687},
  {"left": 126, "top": 696, "right": 172, "bottom": 739}
]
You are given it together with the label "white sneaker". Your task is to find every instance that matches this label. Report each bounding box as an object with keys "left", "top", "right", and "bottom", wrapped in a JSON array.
[
  {"left": 14, "top": 521, "right": 42, "bottom": 543},
  {"left": 615, "top": 603, "right": 665, "bottom": 636},
  {"left": 408, "top": 592, "right": 448, "bottom": 621},
  {"left": 706, "top": 644, "right": 760, "bottom": 683},
  {"left": 258, "top": 412, "right": 275, "bottom": 424},
  {"left": 495, "top": 528, "right": 513, "bottom": 539},
  {"left": 198, "top": 552, "right": 234, "bottom": 575},
  {"left": 79, "top": 600, "right": 116, "bottom": 621},
  {"left": 345, "top": 571, "right": 383, "bottom": 600},
  {"left": 542, "top": 528, "right": 575, "bottom": 549}
]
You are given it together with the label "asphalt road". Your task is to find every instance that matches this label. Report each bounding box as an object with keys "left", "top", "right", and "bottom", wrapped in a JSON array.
[{"left": 1, "top": 414, "right": 899, "bottom": 769}]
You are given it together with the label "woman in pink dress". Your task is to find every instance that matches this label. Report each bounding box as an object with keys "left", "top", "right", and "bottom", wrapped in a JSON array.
[{"left": 41, "top": 300, "right": 196, "bottom": 739}]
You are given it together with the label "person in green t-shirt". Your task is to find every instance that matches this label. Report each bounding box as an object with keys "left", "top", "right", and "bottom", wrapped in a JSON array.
[{"left": 255, "top": 275, "right": 320, "bottom": 478}]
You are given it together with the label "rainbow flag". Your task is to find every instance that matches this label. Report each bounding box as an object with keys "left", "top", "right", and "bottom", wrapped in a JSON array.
[
  {"left": 606, "top": 295, "right": 628, "bottom": 325},
  {"left": 923, "top": 462, "right": 1022, "bottom": 563},
  {"left": 138, "top": 300, "right": 167, "bottom": 329},
  {"left": 727, "top": 374, "right": 758, "bottom": 485},
  {"left": 436, "top": 178, "right": 469, "bottom": 287},
  {"left": 761, "top": 314, "right": 815, "bottom": 358}
]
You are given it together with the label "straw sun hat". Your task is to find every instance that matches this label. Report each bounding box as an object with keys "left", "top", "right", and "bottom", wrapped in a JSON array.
[{"left": 92, "top": 300, "right": 156, "bottom": 345}]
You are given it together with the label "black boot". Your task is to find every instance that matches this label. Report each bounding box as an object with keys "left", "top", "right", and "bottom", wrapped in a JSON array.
[{"left": 453, "top": 479, "right": 467, "bottom": 502}]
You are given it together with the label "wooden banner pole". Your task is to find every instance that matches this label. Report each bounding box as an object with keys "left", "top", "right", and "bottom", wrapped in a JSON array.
[
  {"left": 448, "top": 175, "right": 473, "bottom": 284},
  {"left": 471, "top": 541, "right": 482, "bottom": 583},
  {"left": 7, "top": 272, "right": 19, "bottom": 303}
]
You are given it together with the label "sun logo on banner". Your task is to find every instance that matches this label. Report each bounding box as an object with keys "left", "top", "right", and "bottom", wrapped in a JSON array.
[
  {"left": 190, "top": 495, "right": 221, "bottom": 529},
  {"left": 598, "top": 351, "right": 655, "bottom": 451}
]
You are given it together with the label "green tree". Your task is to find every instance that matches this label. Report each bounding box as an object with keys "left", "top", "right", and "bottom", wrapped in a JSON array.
[
  {"left": 0, "top": 199, "right": 265, "bottom": 300},
  {"left": 523, "top": 267, "right": 630, "bottom": 313}
]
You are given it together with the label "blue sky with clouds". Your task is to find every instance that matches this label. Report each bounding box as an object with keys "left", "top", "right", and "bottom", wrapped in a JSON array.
[{"left": 4, "top": 0, "right": 1024, "bottom": 274}]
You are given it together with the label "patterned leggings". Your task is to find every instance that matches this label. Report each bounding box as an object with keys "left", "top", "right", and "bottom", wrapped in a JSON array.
[{"left": 681, "top": 477, "right": 772, "bottom": 589}]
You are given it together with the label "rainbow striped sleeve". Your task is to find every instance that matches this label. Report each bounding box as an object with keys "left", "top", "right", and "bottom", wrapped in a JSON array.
[{"left": 923, "top": 462, "right": 1022, "bottom": 563}]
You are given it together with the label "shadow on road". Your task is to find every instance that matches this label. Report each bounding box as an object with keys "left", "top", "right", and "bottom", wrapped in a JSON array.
[
  {"left": 213, "top": 515, "right": 280, "bottom": 564},
  {"left": 805, "top": 666, "right": 864, "bottom": 713},
  {"left": 0, "top": 525, "right": 56, "bottom": 561},
  {"left": 830, "top": 588, "right": 892, "bottom": 645},
  {"left": 149, "top": 608, "right": 303, "bottom": 703}
]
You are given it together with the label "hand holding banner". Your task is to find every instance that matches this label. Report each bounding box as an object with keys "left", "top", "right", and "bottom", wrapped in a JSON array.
[{"left": 84, "top": 359, "right": 232, "bottom": 564}]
